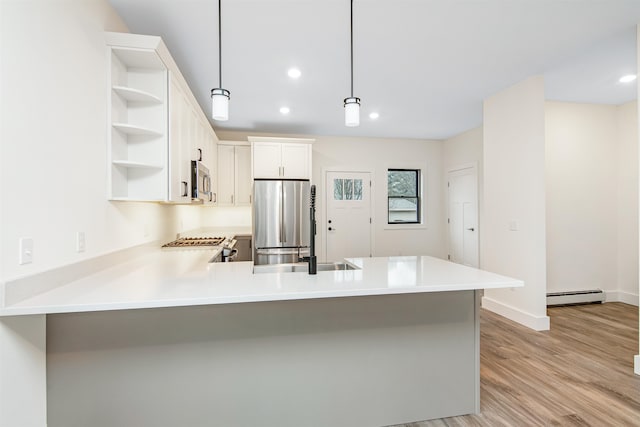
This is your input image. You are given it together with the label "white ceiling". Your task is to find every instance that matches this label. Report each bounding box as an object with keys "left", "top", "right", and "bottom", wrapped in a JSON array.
[{"left": 108, "top": 0, "right": 640, "bottom": 140}]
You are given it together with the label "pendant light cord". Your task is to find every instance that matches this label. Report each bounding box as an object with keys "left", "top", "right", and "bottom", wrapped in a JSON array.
[
  {"left": 218, "top": 0, "right": 223, "bottom": 88},
  {"left": 350, "top": 0, "right": 354, "bottom": 98}
]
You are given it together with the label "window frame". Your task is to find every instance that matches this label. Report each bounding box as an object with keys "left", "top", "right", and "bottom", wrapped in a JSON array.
[{"left": 387, "top": 168, "right": 421, "bottom": 225}]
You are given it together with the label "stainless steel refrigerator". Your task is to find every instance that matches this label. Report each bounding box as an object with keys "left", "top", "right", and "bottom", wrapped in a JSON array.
[{"left": 253, "top": 179, "right": 310, "bottom": 265}]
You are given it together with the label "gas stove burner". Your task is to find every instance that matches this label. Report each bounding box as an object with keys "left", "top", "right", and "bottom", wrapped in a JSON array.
[{"left": 162, "top": 237, "right": 225, "bottom": 248}]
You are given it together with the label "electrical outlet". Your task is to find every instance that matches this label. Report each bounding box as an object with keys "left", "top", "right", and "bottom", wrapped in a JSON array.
[
  {"left": 76, "top": 232, "right": 86, "bottom": 253},
  {"left": 19, "top": 237, "right": 33, "bottom": 265}
]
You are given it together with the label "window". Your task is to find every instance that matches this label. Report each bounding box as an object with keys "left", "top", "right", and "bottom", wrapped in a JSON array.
[
  {"left": 333, "top": 178, "right": 363, "bottom": 200},
  {"left": 387, "top": 169, "right": 420, "bottom": 224}
]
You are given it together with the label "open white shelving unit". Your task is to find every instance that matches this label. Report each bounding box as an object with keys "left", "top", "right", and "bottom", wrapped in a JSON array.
[
  {"left": 107, "top": 41, "right": 168, "bottom": 201},
  {"left": 106, "top": 32, "right": 219, "bottom": 204},
  {"left": 112, "top": 86, "right": 163, "bottom": 104}
]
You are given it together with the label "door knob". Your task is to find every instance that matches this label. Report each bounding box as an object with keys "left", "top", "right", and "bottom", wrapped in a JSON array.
[
  {"left": 328, "top": 220, "right": 332, "bottom": 224},
  {"left": 467, "top": 227, "right": 475, "bottom": 231},
  {"left": 328, "top": 227, "right": 334, "bottom": 231}
]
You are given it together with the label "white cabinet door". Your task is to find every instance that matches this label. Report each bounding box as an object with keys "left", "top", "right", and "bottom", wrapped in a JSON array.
[
  {"left": 235, "top": 146, "right": 252, "bottom": 206},
  {"left": 218, "top": 144, "right": 252, "bottom": 206},
  {"left": 207, "top": 128, "right": 219, "bottom": 204},
  {"left": 168, "top": 74, "right": 191, "bottom": 203},
  {"left": 252, "top": 142, "right": 311, "bottom": 179},
  {"left": 193, "top": 114, "right": 204, "bottom": 165},
  {"left": 217, "top": 145, "right": 236, "bottom": 206},
  {"left": 281, "top": 143, "right": 310, "bottom": 179},
  {"left": 252, "top": 142, "right": 282, "bottom": 178}
]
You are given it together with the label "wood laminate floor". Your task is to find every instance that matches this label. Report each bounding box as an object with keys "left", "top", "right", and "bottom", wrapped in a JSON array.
[{"left": 401, "top": 302, "right": 640, "bottom": 427}]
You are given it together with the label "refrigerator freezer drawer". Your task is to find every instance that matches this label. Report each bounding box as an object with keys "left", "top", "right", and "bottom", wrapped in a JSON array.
[{"left": 254, "top": 247, "right": 310, "bottom": 266}]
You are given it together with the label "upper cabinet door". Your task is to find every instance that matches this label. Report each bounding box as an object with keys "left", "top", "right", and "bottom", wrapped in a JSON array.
[
  {"left": 251, "top": 141, "right": 312, "bottom": 179},
  {"left": 167, "top": 74, "right": 192, "bottom": 203},
  {"left": 252, "top": 142, "right": 282, "bottom": 178},
  {"left": 280, "top": 143, "right": 310, "bottom": 179},
  {"left": 234, "top": 146, "right": 252, "bottom": 205},
  {"left": 217, "top": 144, "right": 236, "bottom": 206}
]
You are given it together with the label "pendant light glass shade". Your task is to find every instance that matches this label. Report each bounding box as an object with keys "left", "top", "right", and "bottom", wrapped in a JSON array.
[
  {"left": 344, "top": 96, "right": 360, "bottom": 127},
  {"left": 211, "top": 88, "right": 230, "bottom": 121}
]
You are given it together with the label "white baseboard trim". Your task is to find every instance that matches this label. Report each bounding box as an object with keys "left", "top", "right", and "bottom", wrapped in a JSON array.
[
  {"left": 635, "top": 355, "right": 640, "bottom": 376},
  {"left": 603, "top": 290, "right": 639, "bottom": 306},
  {"left": 482, "top": 296, "right": 550, "bottom": 331}
]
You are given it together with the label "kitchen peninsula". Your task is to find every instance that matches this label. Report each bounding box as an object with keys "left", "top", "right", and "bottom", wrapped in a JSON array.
[{"left": 1, "top": 253, "right": 522, "bottom": 427}]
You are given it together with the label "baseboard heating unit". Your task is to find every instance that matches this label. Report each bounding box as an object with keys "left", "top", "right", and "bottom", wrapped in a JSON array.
[{"left": 546, "top": 289, "right": 604, "bottom": 306}]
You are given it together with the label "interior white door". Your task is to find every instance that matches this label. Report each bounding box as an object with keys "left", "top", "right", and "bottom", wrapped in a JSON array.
[
  {"left": 325, "top": 171, "right": 372, "bottom": 262},
  {"left": 448, "top": 167, "right": 479, "bottom": 268}
]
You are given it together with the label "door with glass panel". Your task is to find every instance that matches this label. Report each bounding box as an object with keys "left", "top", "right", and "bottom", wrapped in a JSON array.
[{"left": 325, "top": 171, "right": 372, "bottom": 262}]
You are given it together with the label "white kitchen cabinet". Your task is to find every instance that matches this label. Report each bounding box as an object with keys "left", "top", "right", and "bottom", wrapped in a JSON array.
[
  {"left": 106, "top": 32, "right": 218, "bottom": 203},
  {"left": 217, "top": 143, "right": 251, "bottom": 206},
  {"left": 217, "top": 145, "right": 235, "bottom": 206},
  {"left": 235, "top": 145, "right": 252, "bottom": 205},
  {"left": 189, "top": 102, "right": 218, "bottom": 204},
  {"left": 168, "top": 73, "right": 194, "bottom": 202},
  {"left": 249, "top": 137, "right": 313, "bottom": 179},
  {"left": 251, "top": 142, "right": 281, "bottom": 178}
]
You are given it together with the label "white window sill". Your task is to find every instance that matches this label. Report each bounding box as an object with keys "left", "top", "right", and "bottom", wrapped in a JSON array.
[{"left": 384, "top": 223, "right": 427, "bottom": 230}]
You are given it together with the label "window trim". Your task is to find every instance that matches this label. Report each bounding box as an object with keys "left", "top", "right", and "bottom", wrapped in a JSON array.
[{"left": 387, "top": 168, "right": 421, "bottom": 225}]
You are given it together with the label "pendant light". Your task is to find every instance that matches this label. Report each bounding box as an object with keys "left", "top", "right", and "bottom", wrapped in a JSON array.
[
  {"left": 211, "top": 0, "right": 230, "bottom": 121},
  {"left": 344, "top": 0, "right": 360, "bottom": 127}
]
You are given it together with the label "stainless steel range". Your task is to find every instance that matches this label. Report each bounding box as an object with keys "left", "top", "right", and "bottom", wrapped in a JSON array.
[
  {"left": 162, "top": 236, "right": 238, "bottom": 262},
  {"left": 162, "top": 237, "right": 226, "bottom": 248}
]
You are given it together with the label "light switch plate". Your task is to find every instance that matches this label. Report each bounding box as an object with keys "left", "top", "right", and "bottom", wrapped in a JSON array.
[
  {"left": 76, "top": 232, "right": 86, "bottom": 253},
  {"left": 19, "top": 237, "right": 33, "bottom": 264}
]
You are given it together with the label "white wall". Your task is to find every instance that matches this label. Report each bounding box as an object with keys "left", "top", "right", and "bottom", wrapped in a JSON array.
[
  {"left": 616, "top": 102, "right": 639, "bottom": 303},
  {"left": 0, "top": 315, "right": 46, "bottom": 427},
  {"left": 633, "top": 25, "right": 640, "bottom": 375},
  {"left": 201, "top": 206, "right": 252, "bottom": 228},
  {"left": 545, "top": 102, "right": 619, "bottom": 294},
  {"left": 218, "top": 131, "right": 446, "bottom": 260},
  {"left": 443, "top": 127, "right": 483, "bottom": 171},
  {"left": 545, "top": 101, "right": 638, "bottom": 303},
  {"left": 482, "top": 76, "right": 549, "bottom": 331},
  {"left": 0, "top": 0, "right": 204, "bottom": 282}
]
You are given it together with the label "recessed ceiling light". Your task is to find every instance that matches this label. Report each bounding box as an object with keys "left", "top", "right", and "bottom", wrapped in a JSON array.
[
  {"left": 279, "top": 106, "right": 290, "bottom": 115},
  {"left": 619, "top": 74, "right": 637, "bottom": 83},
  {"left": 287, "top": 68, "right": 301, "bottom": 79},
  {"left": 369, "top": 112, "right": 379, "bottom": 119}
]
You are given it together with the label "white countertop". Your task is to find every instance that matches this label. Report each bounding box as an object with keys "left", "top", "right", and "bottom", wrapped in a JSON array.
[{"left": 0, "top": 250, "right": 522, "bottom": 316}]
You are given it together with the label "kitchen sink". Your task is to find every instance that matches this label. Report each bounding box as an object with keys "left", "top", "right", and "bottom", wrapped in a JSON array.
[{"left": 253, "top": 261, "right": 360, "bottom": 274}]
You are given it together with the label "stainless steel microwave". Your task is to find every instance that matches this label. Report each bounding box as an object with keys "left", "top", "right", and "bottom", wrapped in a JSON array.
[{"left": 191, "top": 161, "right": 213, "bottom": 202}]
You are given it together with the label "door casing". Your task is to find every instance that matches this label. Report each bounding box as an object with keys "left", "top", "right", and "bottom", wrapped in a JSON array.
[{"left": 447, "top": 164, "right": 479, "bottom": 268}]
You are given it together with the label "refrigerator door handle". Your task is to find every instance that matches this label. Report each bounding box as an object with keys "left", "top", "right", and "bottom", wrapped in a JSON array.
[{"left": 279, "top": 183, "right": 286, "bottom": 243}]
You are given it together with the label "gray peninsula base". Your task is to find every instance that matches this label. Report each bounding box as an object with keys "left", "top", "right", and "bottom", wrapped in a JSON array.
[{"left": 47, "top": 290, "right": 480, "bottom": 427}]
